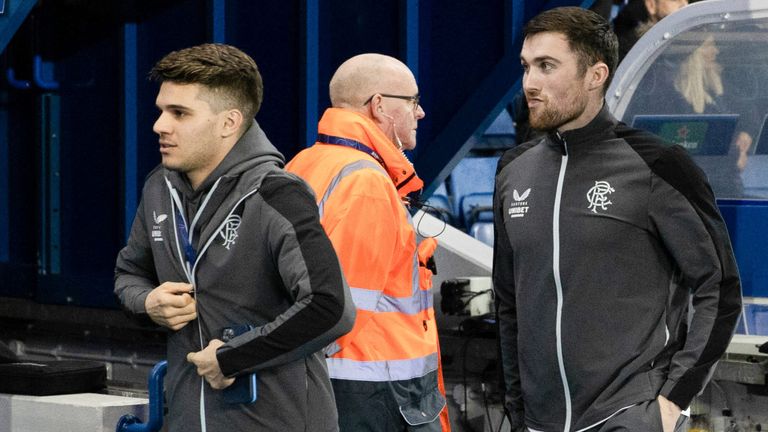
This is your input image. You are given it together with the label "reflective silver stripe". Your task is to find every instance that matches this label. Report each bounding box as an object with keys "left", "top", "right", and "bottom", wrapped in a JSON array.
[
  {"left": 327, "top": 352, "right": 439, "bottom": 381},
  {"left": 317, "top": 160, "right": 386, "bottom": 218},
  {"left": 405, "top": 210, "right": 421, "bottom": 297},
  {"left": 349, "top": 286, "right": 433, "bottom": 314},
  {"left": 318, "top": 159, "right": 429, "bottom": 313},
  {"left": 553, "top": 145, "right": 572, "bottom": 432}
]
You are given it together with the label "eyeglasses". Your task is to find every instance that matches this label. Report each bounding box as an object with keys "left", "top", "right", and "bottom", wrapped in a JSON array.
[{"left": 364, "top": 93, "right": 420, "bottom": 111}]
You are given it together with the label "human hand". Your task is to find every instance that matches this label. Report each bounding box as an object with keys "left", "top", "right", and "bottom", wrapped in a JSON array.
[
  {"left": 144, "top": 282, "right": 196, "bottom": 330},
  {"left": 735, "top": 131, "right": 752, "bottom": 171},
  {"left": 657, "top": 395, "right": 682, "bottom": 432},
  {"left": 187, "top": 339, "right": 235, "bottom": 390}
]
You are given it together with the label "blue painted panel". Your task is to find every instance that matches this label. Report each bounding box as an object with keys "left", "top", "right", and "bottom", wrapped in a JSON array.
[
  {"left": 718, "top": 200, "right": 768, "bottom": 298},
  {"left": 123, "top": 23, "right": 138, "bottom": 242},
  {"left": 416, "top": 0, "right": 506, "bottom": 162},
  {"left": 210, "top": 0, "right": 226, "bottom": 43},
  {"left": 135, "top": 1, "right": 208, "bottom": 182},
  {"left": 0, "top": 0, "right": 37, "bottom": 54},
  {"left": 0, "top": 93, "right": 7, "bottom": 262},
  {"left": 227, "top": 0, "right": 304, "bottom": 156},
  {"left": 302, "top": 0, "right": 319, "bottom": 148},
  {"left": 400, "top": 0, "right": 419, "bottom": 78}
]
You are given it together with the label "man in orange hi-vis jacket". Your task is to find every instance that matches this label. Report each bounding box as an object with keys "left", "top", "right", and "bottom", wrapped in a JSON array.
[{"left": 287, "top": 53, "right": 450, "bottom": 432}]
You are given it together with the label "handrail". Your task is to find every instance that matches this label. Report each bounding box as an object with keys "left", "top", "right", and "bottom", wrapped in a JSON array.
[
  {"left": 32, "top": 55, "right": 59, "bottom": 90},
  {"left": 5, "top": 54, "right": 60, "bottom": 90},
  {"left": 5, "top": 67, "right": 31, "bottom": 89},
  {"left": 115, "top": 360, "right": 167, "bottom": 432}
]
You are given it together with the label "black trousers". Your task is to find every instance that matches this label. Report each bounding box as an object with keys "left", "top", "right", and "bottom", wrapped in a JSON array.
[{"left": 332, "top": 379, "right": 442, "bottom": 432}]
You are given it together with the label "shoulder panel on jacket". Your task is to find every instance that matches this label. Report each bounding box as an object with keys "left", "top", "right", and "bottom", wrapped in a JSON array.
[
  {"left": 217, "top": 171, "right": 347, "bottom": 373},
  {"left": 496, "top": 139, "right": 541, "bottom": 175},
  {"left": 615, "top": 123, "right": 715, "bottom": 214}
]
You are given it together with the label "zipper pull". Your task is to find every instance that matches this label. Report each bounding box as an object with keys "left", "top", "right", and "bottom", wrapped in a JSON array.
[{"left": 555, "top": 131, "right": 568, "bottom": 156}]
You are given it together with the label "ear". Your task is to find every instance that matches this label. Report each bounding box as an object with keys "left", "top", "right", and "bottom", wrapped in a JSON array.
[
  {"left": 587, "top": 62, "right": 610, "bottom": 91},
  {"left": 368, "top": 93, "right": 388, "bottom": 124},
  {"left": 221, "top": 109, "right": 244, "bottom": 138}
]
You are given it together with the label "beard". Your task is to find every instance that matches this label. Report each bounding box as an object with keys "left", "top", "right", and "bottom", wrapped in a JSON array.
[{"left": 528, "top": 90, "right": 588, "bottom": 131}]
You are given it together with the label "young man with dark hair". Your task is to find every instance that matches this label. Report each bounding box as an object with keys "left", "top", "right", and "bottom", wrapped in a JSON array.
[
  {"left": 115, "top": 43, "right": 354, "bottom": 432},
  {"left": 494, "top": 7, "right": 741, "bottom": 432}
]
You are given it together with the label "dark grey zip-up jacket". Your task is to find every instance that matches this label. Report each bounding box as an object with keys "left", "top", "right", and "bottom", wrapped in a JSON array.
[
  {"left": 493, "top": 105, "right": 741, "bottom": 432},
  {"left": 115, "top": 121, "right": 355, "bottom": 432}
]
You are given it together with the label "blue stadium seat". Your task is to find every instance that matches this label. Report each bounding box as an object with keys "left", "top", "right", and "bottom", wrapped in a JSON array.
[
  {"left": 735, "top": 302, "right": 768, "bottom": 336},
  {"left": 469, "top": 222, "right": 494, "bottom": 247},
  {"left": 460, "top": 192, "right": 493, "bottom": 228},
  {"left": 424, "top": 182, "right": 455, "bottom": 224},
  {"left": 448, "top": 156, "right": 499, "bottom": 227}
]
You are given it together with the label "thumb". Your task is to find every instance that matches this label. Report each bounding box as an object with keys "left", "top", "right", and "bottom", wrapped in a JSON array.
[
  {"left": 186, "top": 351, "right": 198, "bottom": 364},
  {"left": 163, "top": 282, "right": 194, "bottom": 294}
]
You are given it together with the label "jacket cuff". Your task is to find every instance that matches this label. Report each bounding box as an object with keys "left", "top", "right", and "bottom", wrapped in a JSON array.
[
  {"left": 216, "top": 344, "right": 237, "bottom": 378},
  {"left": 659, "top": 378, "right": 693, "bottom": 409},
  {"left": 135, "top": 291, "right": 151, "bottom": 313}
]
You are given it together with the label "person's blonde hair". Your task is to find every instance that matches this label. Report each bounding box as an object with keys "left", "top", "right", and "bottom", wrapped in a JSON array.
[{"left": 674, "top": 37, "right": 723, "bottom": 113}]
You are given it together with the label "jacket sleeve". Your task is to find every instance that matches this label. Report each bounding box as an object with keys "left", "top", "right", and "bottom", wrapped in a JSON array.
[
  {"left": 216, "top": 174, "right": 355, "bottom": 376},
  {"left": 114, "top": 197, "right": 160, "bottom": 327},
  {"left": 492, "top": 175, "right": 525, "bottom": 429},
  {"left": 649, "top": 146, "right": 742, "bottom": 408}
]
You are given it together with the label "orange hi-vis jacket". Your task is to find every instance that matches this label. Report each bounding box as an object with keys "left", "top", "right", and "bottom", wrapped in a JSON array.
[{"left": 287, "top": 108, "right": 450, "bottom": 431}]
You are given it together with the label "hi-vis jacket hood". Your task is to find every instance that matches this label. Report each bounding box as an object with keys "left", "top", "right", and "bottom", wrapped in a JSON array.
[
  {"left": 287, "top": 107, "right": 450, "bottom": 432},
  {"left": 317, "top": 107, "right": 424, "bottom": 197}
]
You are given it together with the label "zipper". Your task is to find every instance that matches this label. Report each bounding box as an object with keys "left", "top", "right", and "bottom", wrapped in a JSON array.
[
  {"left": 193, "top": 187, "right": 260, "bottom": 432},
  {"left": 552, "top": 132, "right": 572, "bottom": 432},
  {"left": 164, "top": 178, "right": 261, "bottom": 432}
]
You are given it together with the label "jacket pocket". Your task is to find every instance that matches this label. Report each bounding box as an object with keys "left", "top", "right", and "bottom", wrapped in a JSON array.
[{"left": 389, "top": 370, "right": 446, "bottom": 427}]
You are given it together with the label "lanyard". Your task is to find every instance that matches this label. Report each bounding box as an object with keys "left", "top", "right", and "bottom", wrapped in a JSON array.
[
  {"left": 175, "top": 212, "right": 197, "bottom": 266},
  {"left": 317, "top": 133, "right": 386, "bottom": 167}
]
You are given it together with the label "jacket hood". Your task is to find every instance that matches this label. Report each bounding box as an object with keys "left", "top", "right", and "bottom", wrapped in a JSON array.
[
  {"left": 316, "top": 108, "right": 423, "bottom": 197},
  {"left": 166, "top": 120, "right": 285, "bottom": 197}
]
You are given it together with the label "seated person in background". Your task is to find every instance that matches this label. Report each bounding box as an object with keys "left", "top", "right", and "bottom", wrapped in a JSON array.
[
  {"left": 674, "top": 35, "right": 752, "bottom": 171},
  {"left": 626, "top": 34, "right": 759, "bottom": 197}
]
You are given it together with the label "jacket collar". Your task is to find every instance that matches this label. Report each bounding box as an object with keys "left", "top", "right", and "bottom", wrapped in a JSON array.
[
  {"left": 548, "top": 102, "right": 618, "bottom": 149},
  {"left": 316, "top": 108, "right": 423, "bottom": 197}
]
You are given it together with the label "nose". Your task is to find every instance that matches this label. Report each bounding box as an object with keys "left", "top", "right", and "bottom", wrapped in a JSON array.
[
  {"left": 415, "top": 104, "right": 426, "bottom": 120},
  {"left": 522, "top": 70, "right": 540, "bottom": 95},
  {"left": 153, "top": 112, "right": 170, "bottom": 135}
]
